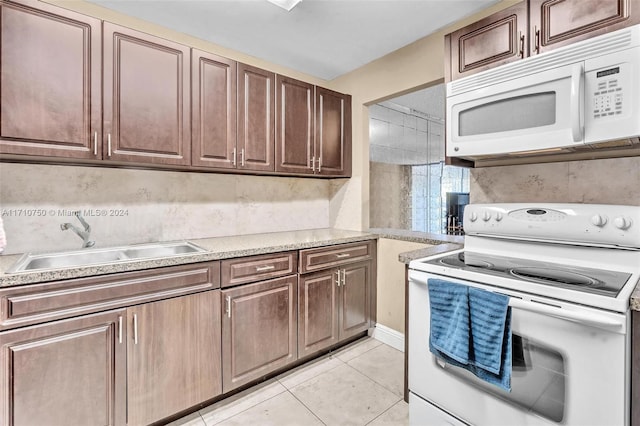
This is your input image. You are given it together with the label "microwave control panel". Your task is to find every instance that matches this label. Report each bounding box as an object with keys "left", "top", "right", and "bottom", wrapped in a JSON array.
[{"left": 591, "top": 66, "right": 623, "bottom": 120}]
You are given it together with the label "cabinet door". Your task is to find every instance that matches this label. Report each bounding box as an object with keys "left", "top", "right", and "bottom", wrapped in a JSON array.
[
  {"left": 0, "top": 0, "right": 101, "bottom": 159},
  {"left": 192, "top": 49, "right": 237, "bottom": 168},
  {"left": 238, "top": 63, "right": 275, "bottom": 171},
  {"left": 0, "top": 309, "right": 126, "bottom": 426},
  {"left": 275, "top": 75, "right": 314, "bottom": 174},
  {"left": 103, "top": 23, "right": 190, "bottom": 166},
  {"left": 339, "top": 261, "right": 371, "bottom": 340},
  {"left": 445, "top": 1, "right": 527, "bottom": 81},
  {"left": 530, "top": 0, "right": 639, "bottom": 55},
  {"left": 222, "top": 275, "right": 297, "bottom": 392},
  {"left": 127, "top": 291, "right": 222, "bottom": 426},
  {"left": 315, "top": 87, "right": 351, "bottom": 177},
  {"left": 298, "top": 269, "right": 339, "bottom": 358}
]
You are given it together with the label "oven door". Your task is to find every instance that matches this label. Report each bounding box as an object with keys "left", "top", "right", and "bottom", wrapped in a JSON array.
[
  {"left": 446, "top": 61, "right": 584, "bottom": 158},
  {"left": 408, "top": 270, "right": 630, "bottom": 426}
]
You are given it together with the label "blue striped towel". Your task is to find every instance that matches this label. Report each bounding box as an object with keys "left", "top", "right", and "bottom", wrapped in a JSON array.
[{"left": 428, "top": 279, "right": 512, "bottom": 391}]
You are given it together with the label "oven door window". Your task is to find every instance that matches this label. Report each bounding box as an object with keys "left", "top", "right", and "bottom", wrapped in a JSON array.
[{"left": 438, "top": 335, "right": 565, "bottom": 422}]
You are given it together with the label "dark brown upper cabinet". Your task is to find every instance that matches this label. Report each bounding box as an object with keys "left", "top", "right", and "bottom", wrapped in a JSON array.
[
  {"left": 445, "top": 0, "right": 640, "bottom": 82},
  {"left": 275, "top": 75, "right": 315, "bottom": 175},
  {"left": 445, "top": 1, "right": 528, "bottom": 82},
  {"left": 0, "top": 0, "right": 102, "bottom": 159},
  {"left": 530, "top": 0, "right": 640, "bottom": 55},
  {"left": 103, "top": 22, "right": 191, "bottom": 166},
  {"left": 192, "top": 49, "right": 237, "bottom": 169},
  {"left": 237, "top": 63, "right": 275, "bottom": 172},
  {"left": 275, "top": 76, "right": 352, "bottom": 177},
  {"left": 315, "top": 87, "right": 352, "bottom": 177}
]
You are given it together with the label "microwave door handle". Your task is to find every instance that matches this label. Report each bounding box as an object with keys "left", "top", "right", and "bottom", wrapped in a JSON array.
[
  {"left": 509, "top": 298, "right": 623, "bottom": 331},
  {"left": 570, "top": 63, "right": 584, "bottom": 142}
]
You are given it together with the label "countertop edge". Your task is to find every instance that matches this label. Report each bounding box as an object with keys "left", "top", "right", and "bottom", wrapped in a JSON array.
[{"left": 0, "top": 229, "right": 377, "bottom": 287}]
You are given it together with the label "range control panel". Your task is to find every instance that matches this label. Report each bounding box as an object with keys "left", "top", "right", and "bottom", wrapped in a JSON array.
[{"left": 464, "top": 203, "right": 640, "bottom": 249}]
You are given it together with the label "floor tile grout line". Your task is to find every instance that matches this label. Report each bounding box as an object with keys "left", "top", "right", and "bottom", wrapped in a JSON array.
[
  {"left": 199, "top": 383, "right": 288, "bottom": 426},
  {"left": 276, "top": 355, "right": 346, "bottom": 390},
  {"left": 363, "top": 399, "right": 405, "bottom": 426},
  {"left": 287, "top": 388, "right": 329, "bottom": 426},
  {"left": 343, "top": 352, "right": 404, "bottom": 399}
]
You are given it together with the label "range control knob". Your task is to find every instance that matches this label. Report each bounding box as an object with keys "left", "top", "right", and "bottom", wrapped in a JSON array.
[
  {"left": 469, "top": 212, "right": 478, "bottom": 222},
  {"left": 495, "top": 213, "right": 504, "bottom": 222},
  {"left": 482, "top": 211, "right": 492, "bottom": 222},
  {"left": 591, "top": 214, "right": 608, "bottom": 227},
  {"left": 614, "top": 216, "right": 632, "bottom": 230}
]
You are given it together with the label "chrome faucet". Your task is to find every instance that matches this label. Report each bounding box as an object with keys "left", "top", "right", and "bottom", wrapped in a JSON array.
[{"left": 61, "top": 211, "right": 95, "bottom": 248}]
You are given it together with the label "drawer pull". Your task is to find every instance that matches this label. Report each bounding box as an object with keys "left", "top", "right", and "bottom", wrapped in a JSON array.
[
  {"left": 133, "top": 313, "right": 138, "bottom": 345},
  {"left": 255, "top": 265, "right": 276, "bottom": 272},
  {"left": 335, "top": 253, "right": 351, "bottom": 259}
]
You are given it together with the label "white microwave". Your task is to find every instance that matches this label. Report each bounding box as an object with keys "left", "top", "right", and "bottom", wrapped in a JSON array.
[{"left": 446, "top": 24, "right": 640, "bottom": 160}]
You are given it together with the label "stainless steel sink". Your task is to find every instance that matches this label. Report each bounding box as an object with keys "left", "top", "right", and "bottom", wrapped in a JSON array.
[{"left": 6, "top": 241, "right": 207, "bottom": 273}]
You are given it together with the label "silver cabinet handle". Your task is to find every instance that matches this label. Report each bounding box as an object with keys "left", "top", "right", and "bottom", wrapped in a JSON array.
[
  {"left": 93, "top": 131, "right": 98, "bottom": 156},
  {"left": 133, "top": 313, "right": 138, "bottom": 345},
  {"left": 240, "top": 148, "right": 245, "bottom": 167},
  {"left": 336, "top": 270, "right": 341, "bottom": 287},
  {"left": 256, "top": 265, "right": 276, "bottom": 272},
  {"left": 534, "top": 26, "right": 540, "bottom": 54},
  {"left": 226, "top": 296, "right": 231, "bottom": 318},
  {"left": 118, "top": 315, "right": 123, "bottom": 344},
  {"left": 232, "top": 148, "right": 237, "bottom": 166},
  {"left": 311, "top": 155, "right": 315, "bottom": 172},
  {"left": 318, "top": 156, "right": 322, "bottom": 173},
  {"left": 341, "top": 269, "right": 346, "bottom": 286},
  {"left": 336, "top": 253, "right": 350, "bottom": 259},
  {"left": 518, "top": 31, "right": 525, "bottom": 59},
  {"left": 107, "top": 133, "right": 112, "bottom": 157}
]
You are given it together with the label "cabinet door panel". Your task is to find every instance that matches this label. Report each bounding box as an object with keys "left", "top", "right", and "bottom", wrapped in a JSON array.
[
  {"left": 127, "top": 291, "right": 221, "bottom": 426},
  {"left": 238, "top": 63, "right": 275, "bottom": 171},
  {"left": 275, "top": 75, "right": 314, "bottom": 174},
  {"left": 298, "top": 269, "right": 339, "bottom": 358},
  {"left": 0, "top": 0, "right": 101, "bottom": 159},
  {"left": 0, "top": 309, "right": 126, "bottom": 426},
  {"left": 316, "top": 87, "right": 351, "bottom": 177},
  {"left": 447, "top": 1, "right": 527, "bottom": 81},
  {"left": 530, "top": 0, "right": 639, "bottom": 54},
  {"left": 104, "top": 23, "right": 190, "bottom": 165},
  {"left": 222, "top": 276, "right": 297, "bottom": 392},
  {"left": 340, "top": 261, "right": 371, "bottom": 340},
  {"left": 192, "top": 50, "right": 237, "bottom": 168}
]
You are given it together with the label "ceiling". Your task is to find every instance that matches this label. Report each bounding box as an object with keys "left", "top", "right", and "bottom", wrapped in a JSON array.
[{"left": 87, "top": 0, "right": 499, "bottom": 80}]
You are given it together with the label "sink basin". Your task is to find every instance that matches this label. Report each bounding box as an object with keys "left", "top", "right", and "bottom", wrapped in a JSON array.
[{"left": 6, "top": 241, "right": 207, "bottom": 273}]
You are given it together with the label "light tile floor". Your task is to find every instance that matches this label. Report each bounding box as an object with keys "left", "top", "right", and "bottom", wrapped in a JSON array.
[{"left": 169, "top": 337, "right": 408, "bottom": 426}]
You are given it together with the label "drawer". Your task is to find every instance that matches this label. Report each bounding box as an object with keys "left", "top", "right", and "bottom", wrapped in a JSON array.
[
  {"left": 299, "top": 241, "right": 374, "bottom": 273},
  {"left": 221, "top": 251, "right": 297, "bottom": 288},
  {"left": 0, "top": 261, "right": 220, "bottom": 331}
]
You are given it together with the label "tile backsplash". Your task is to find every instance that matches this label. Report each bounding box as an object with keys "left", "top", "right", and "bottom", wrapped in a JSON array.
[
  {"left": 0, "top": 163, "right": 330, "bottom": 255},
  {"left": 470, "top": 156, "right": 640, "bottom": 205}
]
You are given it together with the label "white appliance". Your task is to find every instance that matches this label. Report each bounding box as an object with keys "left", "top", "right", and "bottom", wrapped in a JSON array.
[
  {"left": 408, "top": 203, "right": 640, "bottom": 425},
  {"left": 446, "top": 24, "right": 640, "bottom": 160}
]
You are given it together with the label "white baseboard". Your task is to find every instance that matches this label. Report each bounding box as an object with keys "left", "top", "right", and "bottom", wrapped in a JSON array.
[{"left": 371, "top": 324, "right": 405, "bottom": 352}]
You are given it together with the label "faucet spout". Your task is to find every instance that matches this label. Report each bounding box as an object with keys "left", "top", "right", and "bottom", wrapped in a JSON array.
[{"left": 60, "top": 211, "right": 95, "bottom": 248}]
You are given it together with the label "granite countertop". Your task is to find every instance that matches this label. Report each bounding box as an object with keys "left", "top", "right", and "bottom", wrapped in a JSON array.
[
  {"left": 0, "top": 228, "right": 377, "bottom": 287},
  {"left": 369, "top": 228, "right": 464, "bottom": 247}
]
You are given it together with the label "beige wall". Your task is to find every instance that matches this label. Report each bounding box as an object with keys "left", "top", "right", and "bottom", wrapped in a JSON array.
[{"left": 377, "top": 239, "right": 427, "bottom": 334}]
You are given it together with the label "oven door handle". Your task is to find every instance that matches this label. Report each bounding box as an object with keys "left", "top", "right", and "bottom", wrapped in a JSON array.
[{"left": 509, "top": 298, "right": 624, "bottom": 330}]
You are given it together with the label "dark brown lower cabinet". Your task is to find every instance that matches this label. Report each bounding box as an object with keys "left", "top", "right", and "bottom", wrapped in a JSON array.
[
  {"left": 298, "top": 260, "right": 371, "bottom": 358},
  {"left": 0, "top": 309, "right": 127, "bottom": 426},
  {"left": 127, "top": 290, "right": 222, "bottom": 426},
  {"left": 221, "top": 275, "right": 297, "bottom": 392}
]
